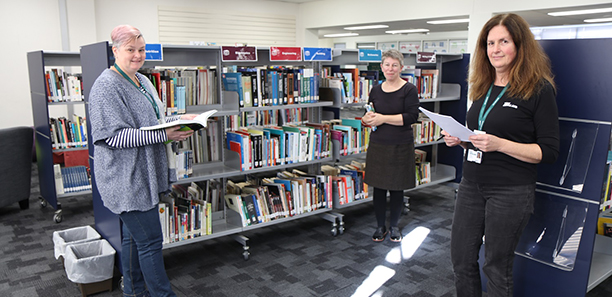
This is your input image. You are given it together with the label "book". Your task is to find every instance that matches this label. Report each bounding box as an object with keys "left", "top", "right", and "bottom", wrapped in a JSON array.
[{"left": 140, "top": 109, "right": 218, "bottom": 131}]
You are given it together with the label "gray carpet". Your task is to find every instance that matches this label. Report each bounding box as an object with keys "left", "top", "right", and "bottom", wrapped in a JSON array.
[{"left": 1, "top": 164, "right": 612, "bottom": 296}]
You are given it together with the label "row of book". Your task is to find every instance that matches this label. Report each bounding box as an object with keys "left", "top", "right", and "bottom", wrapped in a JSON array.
[
  {"left": 412, "top": 112, "right": 442, "bottom": 144},
  {"left": 401, "top": 67, "right": 439, "bottom": 99},
  {"left": 158, "top": 181, "right": 223, "bottom": 244},
  {"left": 415, "top": 149, "right": 432, "bottom": 185},
  {"left": 320, "top": 69, "right": 379, "bottom": 104},
  {"left": 140, "top": 67, "right": 219, "bottom": 116},
  {"left": 221, "top": 66, "right": 320, "bottom": 108},
  {"left": 325, "top": 118, "right": 372, "bottom": 157},
  {"left": 226, "top": 123, "right": 331, "bottom": 171},
  {"left": 45, "top": 68, "right": 84, "bottom": 102},
  {"left": 224, "top": 169, "right": 333, "bottom": 226},
  {"left": 53, "top": 164, "right": 91, "bottom": 194},
  {"left": 49, "top": 115, "right": 87, "bottom": 149},
  {"left": 225, "top": 108, "right": 307, "bottom": 131},
  {"left": 321, "top": 161, "right": 369, "bottom": 205}
]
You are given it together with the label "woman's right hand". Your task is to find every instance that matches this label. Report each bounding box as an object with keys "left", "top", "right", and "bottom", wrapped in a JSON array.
[
  {"left": 166, "top": 126, "right": 194, "bottom": 142},
  {"left": 441, "top": 130, "right": 463, "bottom": 148}
]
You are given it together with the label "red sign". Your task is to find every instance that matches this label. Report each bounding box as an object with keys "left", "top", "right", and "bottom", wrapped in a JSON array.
[
  {"left": 417, "top": 52, "right": 436, "bottom": 63},
  {"left": 269, "top": 47, "right": 302, "bottom": 61},
  {"left": 221, "top": 46, "right": 258, "bottom": 62}
]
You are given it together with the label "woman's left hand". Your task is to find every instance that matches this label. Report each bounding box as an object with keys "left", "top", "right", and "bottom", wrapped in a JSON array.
[
  {"left": 180, "top": 114, "right": 198, "bottom": 121},
  {"left": 468, "top": 133, "right": 501, "bottom": 152}
]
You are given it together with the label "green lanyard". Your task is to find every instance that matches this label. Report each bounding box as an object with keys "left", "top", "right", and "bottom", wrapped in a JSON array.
[
  {"left": 114, "top": 63, "right": 160, "bottom": 119},
  {"left": 478, "top": 84, "right": 509, "bottom": 130}
]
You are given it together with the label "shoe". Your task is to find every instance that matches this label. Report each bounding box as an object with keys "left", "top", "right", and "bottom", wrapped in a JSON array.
[
  {"left": 372, "top": 226, "right": 387, "bottom": 242},
  {"left": 389, "top": 227, "right": 402, "bottom": 242}
]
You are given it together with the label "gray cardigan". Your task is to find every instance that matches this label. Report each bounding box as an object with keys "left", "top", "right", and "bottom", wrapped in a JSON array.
[{"left": 89, "top": 69, "right": 171, "bottom": 214}]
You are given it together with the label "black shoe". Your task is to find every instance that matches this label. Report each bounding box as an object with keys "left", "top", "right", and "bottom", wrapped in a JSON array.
[
  {"left": 372, "top": 226, "right": 387, "bottom": 242},
  {"left": 389, "top": 227, "right": 402, "bottom": 242}
]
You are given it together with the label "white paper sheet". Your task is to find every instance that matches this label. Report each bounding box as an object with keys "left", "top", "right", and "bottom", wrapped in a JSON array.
[{"left": 419, "top": 107, "right": 475, "bottom": 142}]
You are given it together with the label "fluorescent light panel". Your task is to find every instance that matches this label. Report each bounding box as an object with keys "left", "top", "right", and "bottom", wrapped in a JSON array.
[
  {"left": 548, "top": 7, "right": 612, "bottom": 16},
  {"left": 584, "top": 17, "right": 612, "bottom": 23},
  {"left": 385, "top": 29, "right": 429, "bottom": 34},
  {"left": 344, "top": 24, "right": 389, "bottom": 30},
  {"left": 427, "top": 18, "right": 470, "bottom": 24},
  {"left": 323, "top": 32, "right": 359, "bottom": 37}
]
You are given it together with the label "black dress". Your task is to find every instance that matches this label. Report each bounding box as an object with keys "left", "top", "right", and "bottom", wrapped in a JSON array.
[{"left": 363, "top": 83, "right": 420, "bottom": 191}]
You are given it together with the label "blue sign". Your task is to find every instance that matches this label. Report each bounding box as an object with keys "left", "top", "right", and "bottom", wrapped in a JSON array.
[
  {"left": 303, "top": 47, "right": 332, "bottom": 61},
  {"left": 358, "top": 49, "right": 382, "bottom": 62},
  {"left": 145, "top": 44, "right": 163, "bottom": 61}
]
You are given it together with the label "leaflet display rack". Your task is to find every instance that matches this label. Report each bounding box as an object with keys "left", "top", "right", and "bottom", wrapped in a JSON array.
[{"left": 507, "top": 38, "right": 612, "bottom": 297}]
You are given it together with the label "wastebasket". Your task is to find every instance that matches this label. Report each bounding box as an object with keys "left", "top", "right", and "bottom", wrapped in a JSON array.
[
  {"left": 53, "top": 225, "right": 101, "bottom": 260},
  {"left": 64, "top": 239, "right": 115, "bottom": 296}
]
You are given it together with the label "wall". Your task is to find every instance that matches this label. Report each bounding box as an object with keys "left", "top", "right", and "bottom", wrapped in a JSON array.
[
  {"left": 300, "top": 0, "right": 612, "bottom": 53},
  {"left": 0, "top": 0, "right": 298, "bottom": 129},
  {"left": 4, "top": 0, "right": 612, "bottom": 129}
]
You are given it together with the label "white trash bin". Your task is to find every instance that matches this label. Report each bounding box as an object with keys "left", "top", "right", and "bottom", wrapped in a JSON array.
[
  {"left": 64, "top": 239, "right": 115, "bottom": 284},
  {"left": 53, "top": 225, "right": 101, "bottom": 260}
]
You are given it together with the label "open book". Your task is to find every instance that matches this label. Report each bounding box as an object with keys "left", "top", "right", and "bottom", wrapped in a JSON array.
[{"left": 140, "top": 109, "right": 218, "bottom": 131}]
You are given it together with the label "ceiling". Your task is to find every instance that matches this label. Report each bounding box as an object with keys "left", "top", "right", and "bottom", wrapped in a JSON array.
[{"left": 307, "top": 3, "right": 612, "bottom": 38}]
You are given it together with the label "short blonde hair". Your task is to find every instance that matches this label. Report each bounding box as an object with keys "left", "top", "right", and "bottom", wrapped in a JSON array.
[
  {"left": 381, "top": 49, "right": 404, "bottom": 67},
  {"left": 110, "top": 25, "right": 144, "bottom": 48}
]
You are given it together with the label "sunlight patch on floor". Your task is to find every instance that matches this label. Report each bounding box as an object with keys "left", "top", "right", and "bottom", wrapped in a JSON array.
[
  {"left": 386, "top": 226, "right": 431, "bottom": 264},
  {"left": 351, "top": 226, "right": 431, "bottom": 296},
  {"left": 351, "top": 265, "right": 396, "bottom": 297}
]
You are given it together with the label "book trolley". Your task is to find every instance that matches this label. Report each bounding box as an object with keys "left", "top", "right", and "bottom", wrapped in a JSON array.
[
  {"left": 80, "top": 42, "right": 340, "bottom": 284},
  {"left": 27, "top": 51, "right": 92, "bottom": 223}
]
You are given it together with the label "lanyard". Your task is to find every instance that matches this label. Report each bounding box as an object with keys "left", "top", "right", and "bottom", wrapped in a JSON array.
[
  {"left": 114, "top": 63, "right": 160, "bottom": 119},
  {"left": 478, "top": 84, "right": 509, "bottom": 130}
]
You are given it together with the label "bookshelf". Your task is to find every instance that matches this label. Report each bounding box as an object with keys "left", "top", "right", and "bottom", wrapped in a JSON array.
[
  {"left": 81, "top": 43, "right": 339, "bottom": 268},
  {"left": 319, "top": 50, "right": 469, "bottom": 213},
  {"left": 27, "top": 51, "right": 92, "bottom": 223}
]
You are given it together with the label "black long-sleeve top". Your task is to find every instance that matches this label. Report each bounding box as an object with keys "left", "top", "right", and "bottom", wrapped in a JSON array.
[
  {"left": 463, "top": 81, "right": 560, "bottom": 185},
  {"left": 367, "top": 83, "right": 420, "bottom": 145}
]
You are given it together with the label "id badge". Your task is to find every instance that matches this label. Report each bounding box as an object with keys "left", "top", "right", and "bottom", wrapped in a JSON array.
[{"left": 467, "top": 149, "right": 482, "bottom": 164}]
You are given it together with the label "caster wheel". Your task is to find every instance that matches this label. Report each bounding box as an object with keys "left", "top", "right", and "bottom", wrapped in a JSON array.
[
  {"left": 331, "top": 227, "right": 338, "bottom": 236},
  {"left": 54, "top": 213, "right": 62, "bottom": 223},
  {"left": 119, "top": 277, "right": 124, "bottom": 292},
  {"left": 39, "top": 197, "right": 47, "bottom": 208},
  {"left": 338, "top": 225, "right": 345, "bottom": 235},
  {"left": 243, "top": 251, "right": 250, "bottom": 261}
]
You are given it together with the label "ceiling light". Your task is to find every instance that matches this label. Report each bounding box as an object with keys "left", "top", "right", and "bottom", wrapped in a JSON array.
[
  {"left": 323, "top": 33, "right": 359, "bottom": 38},
  {"left": 385, "top": 29, "right": 429, "bottom": 34},
  {"left": 548, "top": 7, "right": 612, "bottom": 16},
  {"left": 584, "top": 17, "right": 612, "bottom": 23},
  {"left": 427, "top": 18, "right": 470, "bottom": 25},
  {"left": 344, "top": 25, "right": 389, "bottom": 30}
]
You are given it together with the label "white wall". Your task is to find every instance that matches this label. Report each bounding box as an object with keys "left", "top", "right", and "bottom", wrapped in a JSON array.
[
  {"left": 3, "top": 0, "right": 612, "bottom": 129},
  {"left": 0, "top": 0, "right": 298, "bottom": 129}
]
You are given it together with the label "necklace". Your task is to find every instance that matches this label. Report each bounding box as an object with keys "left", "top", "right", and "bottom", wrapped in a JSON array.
[{"left": 114, "top": 63, "right": 160, "bottom": 119}]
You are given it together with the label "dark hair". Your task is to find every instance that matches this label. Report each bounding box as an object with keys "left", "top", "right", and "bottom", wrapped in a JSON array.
[{"left": 469, "top": 13, "right": 555, "bottom": 101}]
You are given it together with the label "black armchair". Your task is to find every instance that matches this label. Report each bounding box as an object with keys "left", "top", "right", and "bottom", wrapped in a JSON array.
[{"left": 0, "top": 126, "right": 33, "bottom": 209}]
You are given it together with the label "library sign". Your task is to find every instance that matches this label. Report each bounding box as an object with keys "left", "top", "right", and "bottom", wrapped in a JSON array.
[
  {"left": 145, "top": 44, "right": 163, "bottom": 61},
  {"left": 303, "top": 47, "right": 332, "bottom": 61},
  {"left": 270, "top": 47, "right": 302, "bottom": 61},
  {"left": 221, "top": 46, "right": 258, "bottom": 62},
  {"left": 358, "top": 49, "right": 382, "bottom": 62}
]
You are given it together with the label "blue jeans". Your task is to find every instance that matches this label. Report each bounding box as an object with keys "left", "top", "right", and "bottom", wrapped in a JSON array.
[
  {"left": 451, "top": 178, "right": 535, "bottom": 297},
  {"left": 119, "top": 207, "right": 176, "bottom": 297}
]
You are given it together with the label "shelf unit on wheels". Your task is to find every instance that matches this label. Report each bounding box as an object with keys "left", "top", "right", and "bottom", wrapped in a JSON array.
[
  {"left": 80, "top": 42, "right": 339, "bottom": 275},
  {"left": 27, "top": 50, "right": 92, "bottom": 223},
  {"left": 318, "top": 49, "right": 469, "bottom": 227}
]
